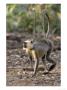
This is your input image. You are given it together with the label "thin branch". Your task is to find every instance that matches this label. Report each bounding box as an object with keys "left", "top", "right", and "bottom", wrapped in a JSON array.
[
  {"left": 42, "top": 10, "right": 46, "bottom": 38},
  {"left": 32, "top": 9, "right": 36, "bottom": 39},
  {"left": 45, "top": 13, "right": 50, "bottom": 38}
]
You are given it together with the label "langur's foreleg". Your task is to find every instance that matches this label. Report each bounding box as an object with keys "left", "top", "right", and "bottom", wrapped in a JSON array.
[
  {"left": 29, "top": 55, "right": 33, "bottom": 68},
  {"left": 33, "top": 58, "right": 39, "bottom": 76}
]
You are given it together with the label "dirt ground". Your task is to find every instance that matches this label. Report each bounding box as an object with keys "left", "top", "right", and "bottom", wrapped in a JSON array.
[{"left": 6, "top": 32, "right": 61, "bottom": 86}]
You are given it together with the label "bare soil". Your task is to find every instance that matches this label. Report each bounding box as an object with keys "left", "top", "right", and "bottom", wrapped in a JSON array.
[{"left": 6, "top": 32, "right": 61, "bottom": 86}]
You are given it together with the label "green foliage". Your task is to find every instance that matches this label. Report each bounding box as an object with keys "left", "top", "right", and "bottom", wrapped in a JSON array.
[{"left": 6, "top": 4, "right": 61, "bottom": 35}]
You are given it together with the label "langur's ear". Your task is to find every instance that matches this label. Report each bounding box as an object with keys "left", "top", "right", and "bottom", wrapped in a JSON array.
[
  {"left": 31, "top": 40, "right": 33, "bottom": 43},
  {"left": 30, "top": 39, "right": 34, "bottom": 43}
]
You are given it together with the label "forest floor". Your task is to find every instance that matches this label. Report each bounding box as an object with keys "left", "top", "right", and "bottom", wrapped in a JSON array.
[{"left": 6, "top": 32, "right": 61, "bottom": 86}]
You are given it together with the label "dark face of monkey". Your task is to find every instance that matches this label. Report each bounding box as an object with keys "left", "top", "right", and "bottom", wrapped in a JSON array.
[
  {"left": 23, "top": 40, "right": 33, "bottom": 51},
  {"left": 23, "top": 42, "right": 27, "bottom": 48}
]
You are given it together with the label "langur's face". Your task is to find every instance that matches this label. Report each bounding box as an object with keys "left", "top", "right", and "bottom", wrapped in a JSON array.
[{"left": 23, "top": 40, "right": 33, "bottom": 51}]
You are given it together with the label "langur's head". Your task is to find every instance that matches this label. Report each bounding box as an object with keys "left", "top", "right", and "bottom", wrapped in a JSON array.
[{"left": 23, "top": 39, "right": 33, "bottom": 51}]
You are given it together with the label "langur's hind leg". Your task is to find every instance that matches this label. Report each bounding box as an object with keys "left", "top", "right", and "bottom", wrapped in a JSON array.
[
  {"left": 46, "top": 50, "right": 56, "bottom": 71},
  {"left": 42, "top": 54, "right": 49, "bottom": 73}
]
